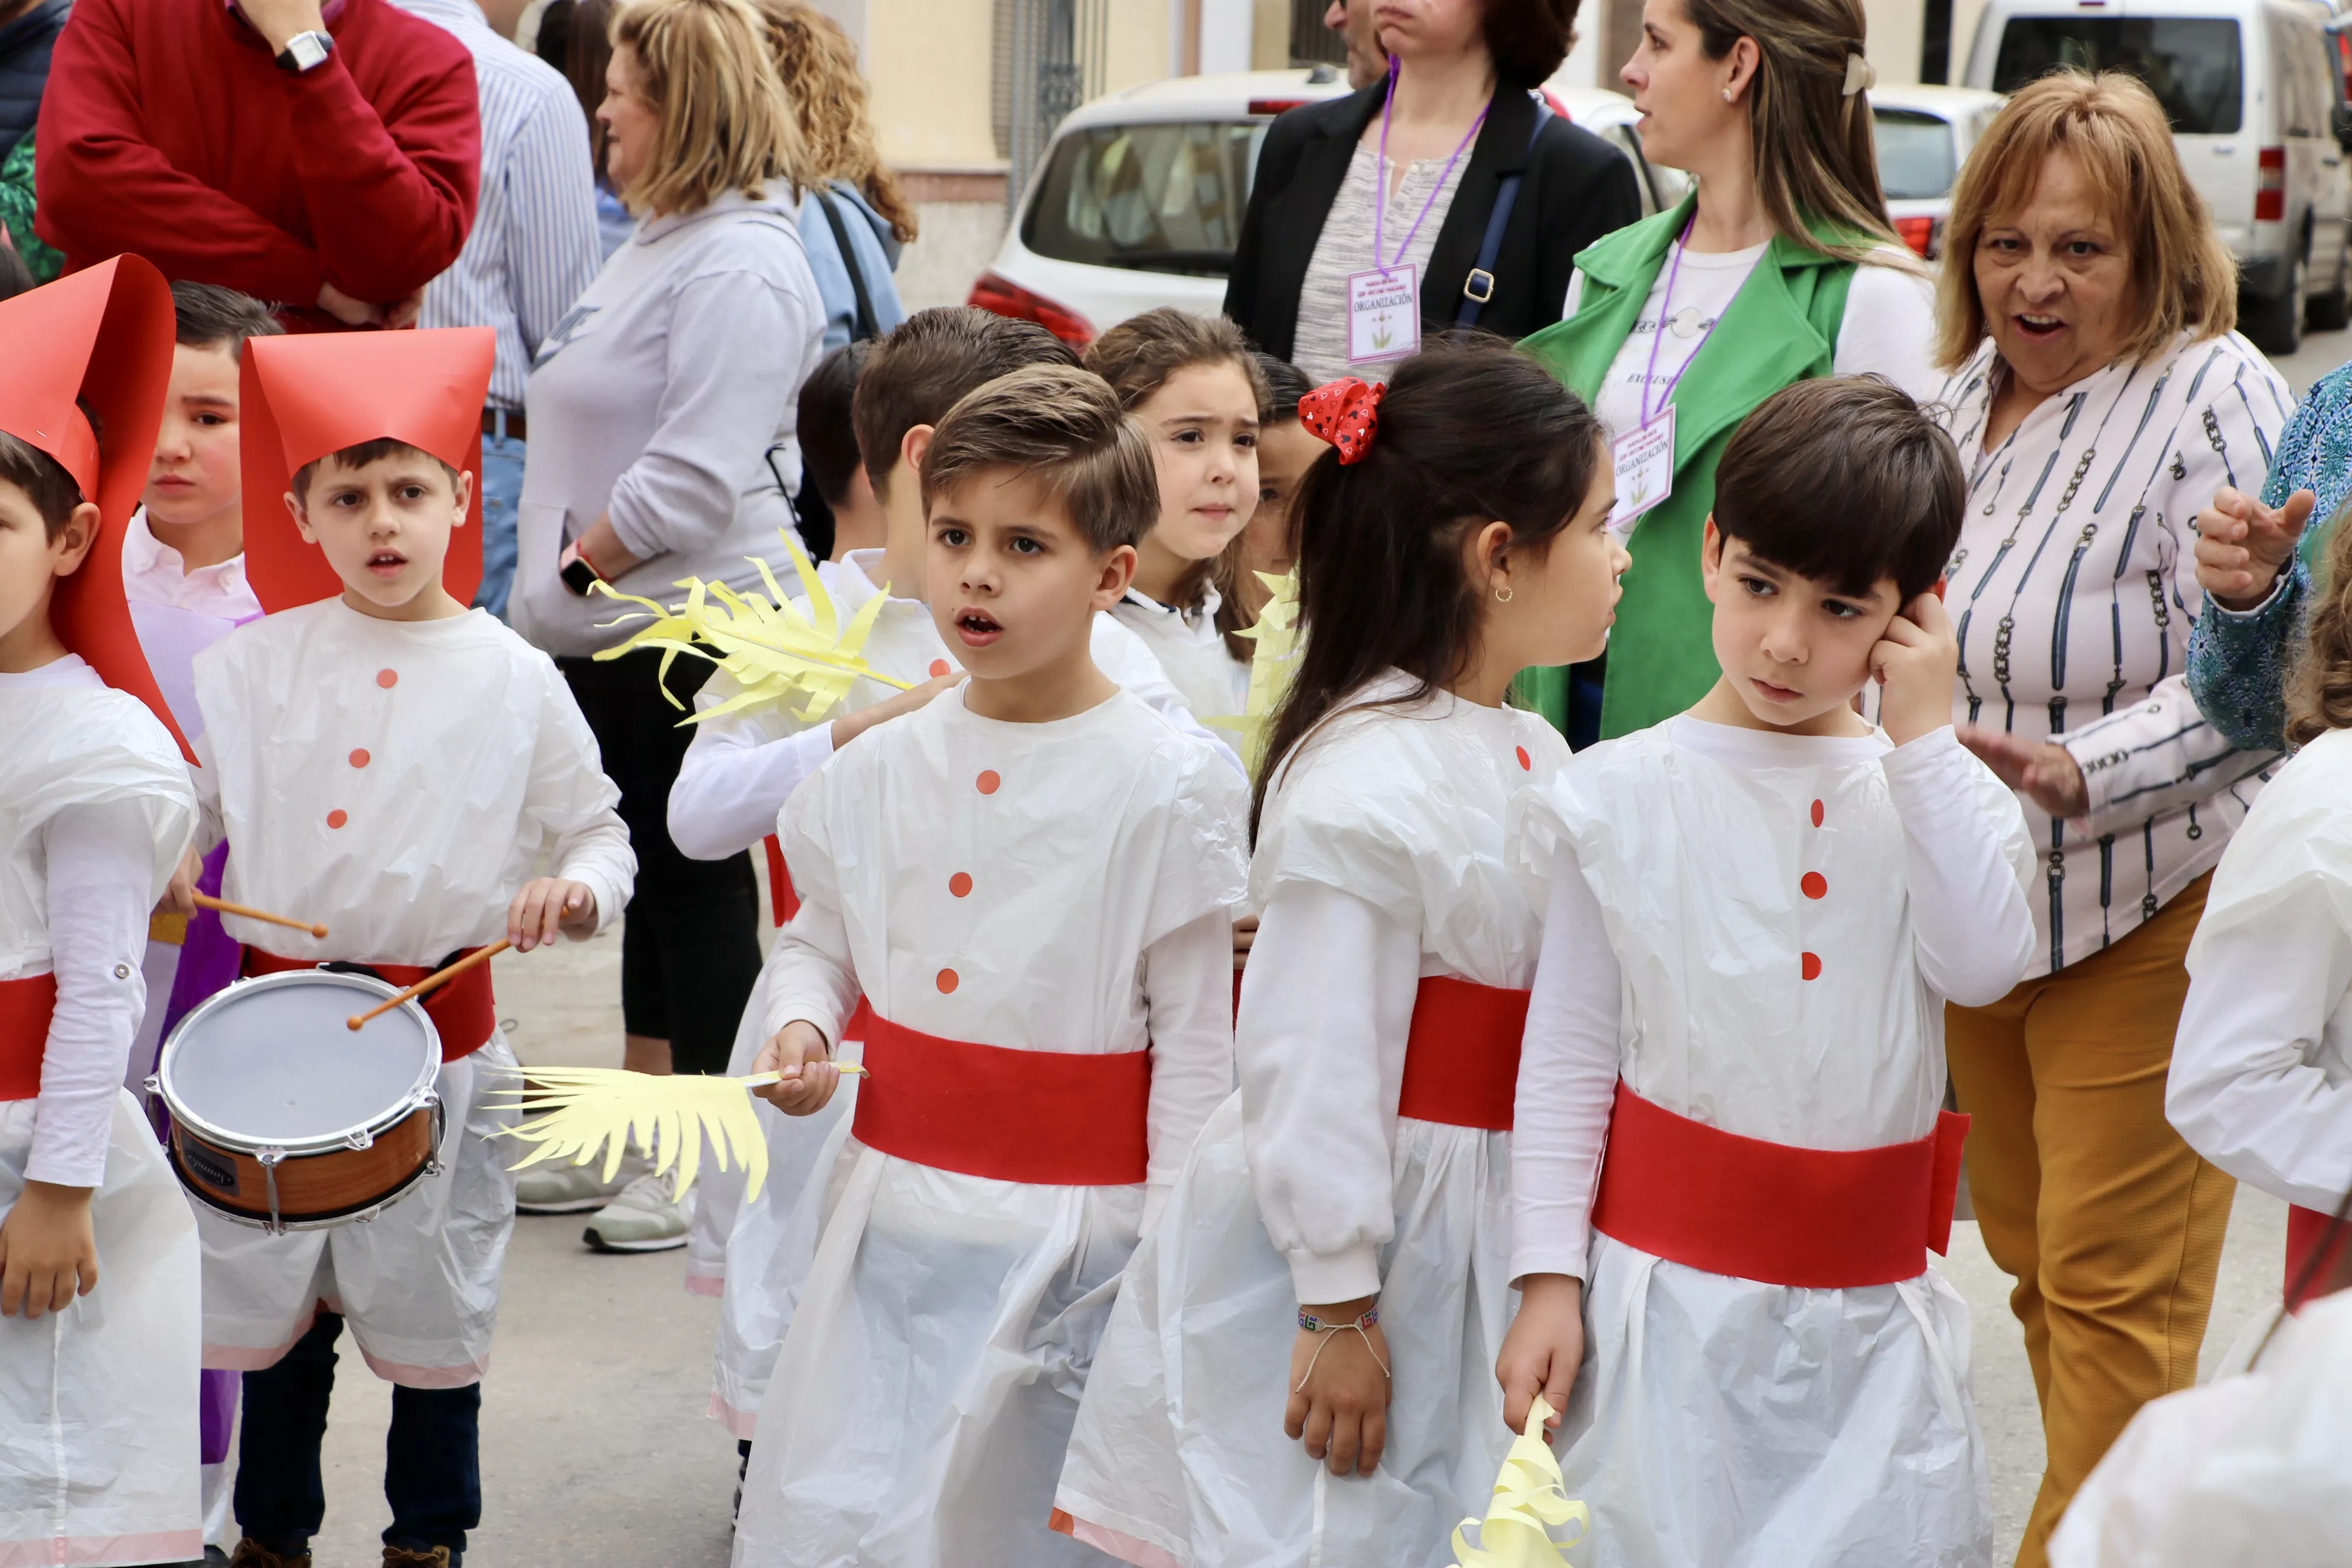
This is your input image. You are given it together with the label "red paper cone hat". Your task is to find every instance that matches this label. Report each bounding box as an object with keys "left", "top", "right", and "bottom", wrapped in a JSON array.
[
  {"left": 0, "top": 255, "right": 189, "bottom": 760},
  {"left": 240, "top": 327, "right": 495, "bottom": 613}
]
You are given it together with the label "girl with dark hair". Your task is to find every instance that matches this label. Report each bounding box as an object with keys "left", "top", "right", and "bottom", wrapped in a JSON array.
[{"left": 1054, "top": 339, "right": 1625, "bottom": 1568}]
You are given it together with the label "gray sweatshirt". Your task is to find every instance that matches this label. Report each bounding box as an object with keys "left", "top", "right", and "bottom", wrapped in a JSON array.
[{"left": 513, "top": 188, "right": 825, "bottom": 657}]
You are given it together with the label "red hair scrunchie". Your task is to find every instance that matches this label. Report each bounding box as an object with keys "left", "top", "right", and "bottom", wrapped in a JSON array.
[{"left": 1296, "top": 376, "right": 1386, "bottom": 465}]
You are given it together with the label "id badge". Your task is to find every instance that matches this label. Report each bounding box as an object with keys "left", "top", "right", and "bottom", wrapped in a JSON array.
[
  {"left": 1346, "top": 264, "right": 1419, "bottom": 364},
  {"left": 1609, "top": 406, "right": 1675, "bottom": 533}
]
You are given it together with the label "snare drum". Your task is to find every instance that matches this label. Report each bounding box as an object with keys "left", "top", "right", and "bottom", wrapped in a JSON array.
[{"left": 153, "top": 968, "right": 445, "bottom": 1231}]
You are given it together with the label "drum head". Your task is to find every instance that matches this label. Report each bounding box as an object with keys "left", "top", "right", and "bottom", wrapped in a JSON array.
[{"left": 160, "top": 970, "right": 440, "bottom": 1148}]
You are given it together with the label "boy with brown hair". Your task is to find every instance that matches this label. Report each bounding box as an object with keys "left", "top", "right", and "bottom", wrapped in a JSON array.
[
  {"left": 727, "top": 364, "right": 1247, "bottom": 1567},
  {"left": 0, "top": 257, "right": 205, "bottom": 1567}
]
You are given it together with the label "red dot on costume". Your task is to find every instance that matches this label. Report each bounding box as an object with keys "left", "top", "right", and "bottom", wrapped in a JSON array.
[
  {"left": 1515, "top": 746, "right": 1532, "bottom": 771},
  {"left": 348, "top": 748, "right": 371, "bottom": 769},
  {"left": 326, "top": 809, "right": 349, "bottom": 829},
  {"left": 936, "top": 968, "right": 959, "bottom": 994},
  {"left": 949, "top": 872, "right": 973, "bottom": 898},
  {"left": 1801, "top": 871, "right": 1827, "bottom": 900},
  {"left": 1801, "top": 952, "right": 1822, "bottom": 981},
  {"left": 376, "top": 668, "right": 398, "bottom": 689},
  {"left": 976, "top": 770, "right": 1001, "bottom": 795},
  {"left": 1809, "top": 799, "right": 1825, "bottom": 828},
  {"left": 929, "top": 659, "right": 950, "bottom": 678}
]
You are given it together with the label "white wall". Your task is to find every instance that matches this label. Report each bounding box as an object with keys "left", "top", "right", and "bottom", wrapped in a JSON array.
[{"left": 1198, "top": 0, "right": 1255, "bottom": 74}]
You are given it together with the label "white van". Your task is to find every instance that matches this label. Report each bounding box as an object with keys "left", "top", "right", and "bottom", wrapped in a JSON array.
[{"left": 1964, "top": 0, "right": 2352, "bottom": 354}]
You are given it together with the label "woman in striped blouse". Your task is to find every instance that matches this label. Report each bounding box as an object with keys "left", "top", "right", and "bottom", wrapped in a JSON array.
[{"left": 1923, "top": 73, "right": 2290, "bottom": 1568}]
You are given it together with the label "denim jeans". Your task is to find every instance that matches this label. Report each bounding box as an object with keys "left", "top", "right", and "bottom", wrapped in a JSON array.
[
  {"left": 473, "top": 422, "right": 526, "bottom": 621},
  {"left": 234, "top": 1312, "right": 482, "bottom": 1563}
]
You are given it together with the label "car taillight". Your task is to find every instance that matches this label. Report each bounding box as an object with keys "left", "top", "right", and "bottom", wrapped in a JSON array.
[
  {"left": 1247, "top": 98, "right": 1312, "bottom": 116},
  {"left": 1894, "top": 215, "right": 1936, "bottom": 258},
  {"left": 967, "top": 272, "right": 1095, "bottom": 347},
  {"left": 2257, "top": 146, "right": 2286, "bottom": 223}
]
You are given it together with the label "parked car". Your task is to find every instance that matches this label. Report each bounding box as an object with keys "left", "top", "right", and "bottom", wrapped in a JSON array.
[
  {"left": 1964, "top": 0, "right": 2352, "bottom": 354},
  {"left": 970, "top": 66, "right": 1685, "bottom": 347},
  {"left": 1869, "top": 84, "right": 2008, "bottom": 259}
]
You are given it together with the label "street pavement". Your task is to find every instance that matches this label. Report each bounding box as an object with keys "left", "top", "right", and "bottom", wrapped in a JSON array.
[{"left": 278, "top": 325, "right": 2352, "bottom": 1562}]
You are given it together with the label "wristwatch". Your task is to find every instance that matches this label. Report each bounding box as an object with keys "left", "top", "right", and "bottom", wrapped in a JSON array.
[
  {"left": 275, "top": 29, "right": 334, "bottom": 72},
  {"left": 558, "top": 540, "right": 604, "bottom": 597}
]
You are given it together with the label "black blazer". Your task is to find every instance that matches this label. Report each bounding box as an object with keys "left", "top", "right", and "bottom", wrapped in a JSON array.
[{"left": 1224, "top": 83, "right": 1644, "bottom": 361}]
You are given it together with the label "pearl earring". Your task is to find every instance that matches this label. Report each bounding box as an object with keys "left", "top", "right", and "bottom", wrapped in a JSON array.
[{"left": 1721, "top": 87, "right": 1733, "bottom": 101}]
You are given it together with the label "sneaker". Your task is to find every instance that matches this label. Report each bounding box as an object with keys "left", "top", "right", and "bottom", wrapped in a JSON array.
[
  {"left": 226, "top": 1541, "right": 311, "bottom": 1568},
  {"left": 383, "top": 1549, "right": 454, "bottom": 1567},
  {"left": 514, "top": 1158, "right": 632, "bottom": 1214},
  {"left": 582, "top": 1171, "right": 692, "bottom": 1253}
]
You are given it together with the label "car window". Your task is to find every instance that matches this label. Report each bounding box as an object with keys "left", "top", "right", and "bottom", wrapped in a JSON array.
[
  {"left": 1873, "top": 109, "right": 1957, "bottom": 200},
  {"left": 1021, "top": 121, "right": 1267, "bottom": 275},
  {"left": 1991, "top": 17, "right": 2243, "bottom": 134}
]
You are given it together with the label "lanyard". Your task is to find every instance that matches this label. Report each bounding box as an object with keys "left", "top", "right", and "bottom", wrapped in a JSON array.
[
  {"left": 1371, "top": 56, "right": 1488, "bottom": 273},
  {"left": 1637, "top": 220, "right": 1722, "bottom": 425}
]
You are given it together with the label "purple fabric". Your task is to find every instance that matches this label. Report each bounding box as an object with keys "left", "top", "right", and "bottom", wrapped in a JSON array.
[
  {"left": 201, "top": 1368, "right": 240, "bottom": 1464},
  {"left": 162, "top": 842, "right": 240, "bottom": 1036}
]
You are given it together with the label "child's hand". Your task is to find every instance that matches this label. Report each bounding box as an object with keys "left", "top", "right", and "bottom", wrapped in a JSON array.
[
  {"left": 1497, "top": 1273, "right": 1584, "bottom": 1435},
  {"left": 155, "top": 842, "right": 202, "bottom": 919},
  {"left": 0, "top": 1181, "right": 98, "bottom": 1318},
  {"left": 1285, "top": 1296, "right": 1391, "bottom": 1475},
  {"left": 830, "top": 669, "right": 965, "bottom": 752},
  {"left": 2195, "top": 486, "right": 2312, "bottom": 611},
  {"left": 751, "top": 1021, "right": 840, "bottom": 1116},
  {"left": 1870, "top": 590, "right": 1961, "bottom": 747},
  {"left": 508, "top": 878, "right": 597, "bottom": 951},
  {"left": 1231, "top": 913, "right": 1259, "bottom": 974}
]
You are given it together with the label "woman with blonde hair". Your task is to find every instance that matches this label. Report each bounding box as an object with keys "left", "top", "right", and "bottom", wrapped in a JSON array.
[
  {"left": 1521, "top": 0, "right": 1935, "bottom": 744},
  {"left": 509, "top": 0, "right": 828, "bottom": 1247},
  {"left": 752, "top": 0, "right": 914, "bottom": 350},
  {"left": 1921, "top": 69, "right": 2290, "bottom": 1568}
]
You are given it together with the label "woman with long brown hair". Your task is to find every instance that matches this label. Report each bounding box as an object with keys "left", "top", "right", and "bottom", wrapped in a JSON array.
[{"left": 1521, "top": 0, "right": 1933, "bottom": 744}]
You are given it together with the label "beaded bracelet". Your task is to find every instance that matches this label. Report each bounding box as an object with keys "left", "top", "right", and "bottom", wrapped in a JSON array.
[{"left": 1297, "top": 1304, "right": 1380, "bottom": 1333}]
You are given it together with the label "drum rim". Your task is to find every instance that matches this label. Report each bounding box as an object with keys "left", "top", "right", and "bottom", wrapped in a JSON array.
[{"left": 157, "top": 968, "right": 444, "bottom": 1154}]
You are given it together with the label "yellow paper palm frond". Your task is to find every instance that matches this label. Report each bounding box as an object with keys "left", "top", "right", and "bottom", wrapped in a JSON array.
[
  {"left": 1206, "top": 569, "right": 1301, "bottom": 776},
  {"left": 485, "top": 1066, "right": 769, "bottom": 1200},
  {"left": 1449, "top": 1397, "right": 1590, "bottom": 1567},
  {"left": 588, "top": 532, "right": 913, "bottom": 726}
]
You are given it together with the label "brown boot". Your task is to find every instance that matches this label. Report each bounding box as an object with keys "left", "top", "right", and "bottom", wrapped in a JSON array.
[
  {"left": 226, "top": 1541, "right": 312, "bottom": 1568},
  {"left": 381, "top": 1549, "right": 452, "bottom": 1567}
]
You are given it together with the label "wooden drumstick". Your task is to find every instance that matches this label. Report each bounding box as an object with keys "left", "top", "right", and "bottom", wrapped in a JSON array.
[
  {"left": 347, "top": 940, "right": 511, "bottom": 1031},
  {"left": 191, "top": 891, "right": 329, "bottom": 940}
]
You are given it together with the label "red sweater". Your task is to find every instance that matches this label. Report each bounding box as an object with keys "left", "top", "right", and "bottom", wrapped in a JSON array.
[{"left": 35, "top": 0, "right": 479, "bottom": 330}]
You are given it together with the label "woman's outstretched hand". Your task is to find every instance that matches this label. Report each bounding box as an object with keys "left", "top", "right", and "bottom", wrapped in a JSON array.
[{"left": 1958, "top": 724, "right": 2089, "bottom": 819}]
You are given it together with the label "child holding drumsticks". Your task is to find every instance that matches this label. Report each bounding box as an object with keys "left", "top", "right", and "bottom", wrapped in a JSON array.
[{"left": 188, "top": 328, "right": 633, "bottom": 1568}]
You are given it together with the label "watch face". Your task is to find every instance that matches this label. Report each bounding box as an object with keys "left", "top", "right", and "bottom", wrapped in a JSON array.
[{"left": 285, "top": 31, "right": 330, "bottom": 68}]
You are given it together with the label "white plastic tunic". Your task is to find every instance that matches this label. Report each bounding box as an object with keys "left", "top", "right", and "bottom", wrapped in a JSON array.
[
  {"left": 2170, "top": 726, "right": 2352, "bottom": 1213},
  {"left": 188, "top": 598, "right": 635, "bottom": 1385},
  {"left": 1510, "top": 718, "right": 2036, "bottom": 1568},
  {"left": 0, "top": 659, "right": 204, "bottom": 1567},
  {"left": 729, "top": 685, "right": 1245, "bottom": 1568},
  {"left": 1110, "top": 584, "right": 1248, "bottom": 724},
  {"left": 1057, "top": 678, "right": 1567, "bottom": 1568}
]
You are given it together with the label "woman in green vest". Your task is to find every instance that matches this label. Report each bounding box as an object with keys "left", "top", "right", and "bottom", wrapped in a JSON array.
[{"left": 1520, "top": 0, "right": 1936, "bottom": 741}]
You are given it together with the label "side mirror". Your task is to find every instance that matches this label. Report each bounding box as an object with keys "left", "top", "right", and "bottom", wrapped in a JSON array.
[{"left": 2334, "top": 101, "right": 2352, "bottom": 152}]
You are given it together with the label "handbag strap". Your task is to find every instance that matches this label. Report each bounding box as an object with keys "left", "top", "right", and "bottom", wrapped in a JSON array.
[
  {"left": 1456, "top": 102, "right": 1554, "bottom": 329},
  {"left": 814, "top": 185, "right": 883, "bottom": 344}
]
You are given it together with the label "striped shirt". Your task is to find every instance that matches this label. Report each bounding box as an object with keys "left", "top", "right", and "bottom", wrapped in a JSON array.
[
  {"left": 1932, "top": 332, "right": 2292, "bottom": 976},
  {"left": 398, "top": 0, "right": 597, "bottom": 410},
  {"left": 1291, "top": 140, "right": 1468, "bottom": 385}
]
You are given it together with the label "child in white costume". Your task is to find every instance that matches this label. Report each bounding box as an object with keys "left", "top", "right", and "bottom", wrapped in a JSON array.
[
  {"left": 1086, "top": 308, "right": 1268, "bottom": 723},
  {"left": 729, "top": 364, "right": 1246, "bottom": 1567},
  {"left": 1057, "top": 344, "right": 1627, "bottom": 1568},
  {"left": 190, "top": 328, "right": 633, "bottom": 1566},
  {"left": 0, "top": 256, "right": 204, "bottom": 1568},
  {"left": 1501, "top": 380, "right": 2037, "bottom": 1567}
]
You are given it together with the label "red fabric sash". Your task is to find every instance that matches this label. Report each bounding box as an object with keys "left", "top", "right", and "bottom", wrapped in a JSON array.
[
  {"left": 0, "top": 974, "right": 58, "bottom": 1101},
  {"left": 1592, "top": 1081, "right": 1969, "bottom": 1288},
  {"left": 2286, "top": 1204, "right": 2351, "bottom": 1309},
  {"left": 244, "top": 946, "right": 496, "bottom": 1061},
  {"left": 1396, "top": 976, "right": 1530, "bottom": 1132},
  {"left": 764, "top": 835, "right": 797, "bottom": 926},
  {"left": 850, "top": 1012, "right": 1150, "bottom": 1185}
]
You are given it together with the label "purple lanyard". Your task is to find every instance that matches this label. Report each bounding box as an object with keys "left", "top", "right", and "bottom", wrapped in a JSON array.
[
  {"left": 1638, "top": 220, "right": 1719, "bottom": 426},
  {"left": 1371, "top": 56, "right": 1488, "bottom": 273}
]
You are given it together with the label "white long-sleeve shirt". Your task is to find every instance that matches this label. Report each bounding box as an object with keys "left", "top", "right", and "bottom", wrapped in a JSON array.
[
  {"left": 1242, "top": 677, "right": 1569, "bottom": 1302},
  {"left": 191, "top": 599, "right": 634, "bottom": 963},
  {"left": 764, "top": 686, "right": 1246, "bottom": 1211},
  {"left": 2170, "top": 726, "right": 2352, "bottom": 1213},
  {"left": 1929, "top": 331, "right": 2292, "bottom": 976},
  {"left": 667, "top": 550, "right": 1246, "bottom": 862},
  {"left": 0, "top": 657, "right": 195, "bottom": 1186},
  {"left": 1509, "top": 719, "right": 2036, "bottom": 1283}
]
